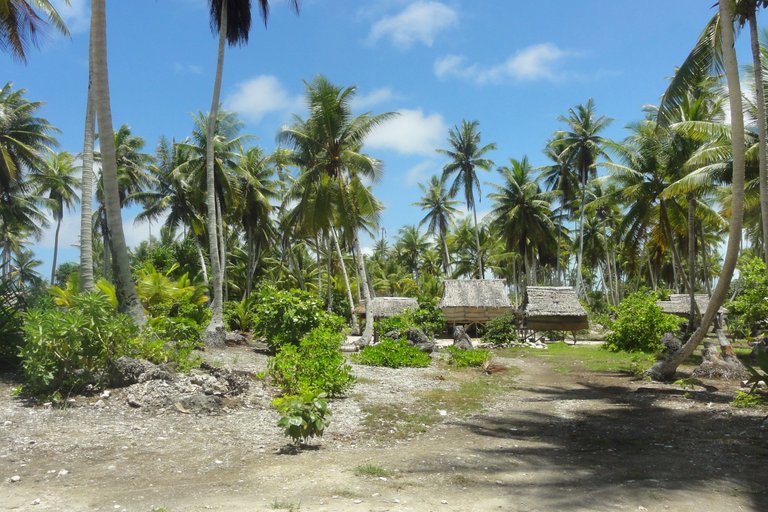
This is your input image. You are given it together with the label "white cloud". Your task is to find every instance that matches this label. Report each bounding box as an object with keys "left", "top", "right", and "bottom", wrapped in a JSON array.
[
  {"left": 404, "top": 161, "right": 435, "bottom": 186},
  {"left": 369, "top": 1, "right": 458, "bottom": 49},
  {"left": 366, "top": 109, "right": 446, "bottom": 156},
  {"left": 174, "top": 63, "right": 203, "bottom": 75},
  {"left": 435, "top": 43, "right": 574, "bottom": 84},
  {"left": 351, "top": 87, "right": 397, "bottom": 111},
  {"left": 224, "top": 75, "right": 301, "bottom": 123},
  {"left": 52, "top": 0, "right": 89, "bottom": 34}
]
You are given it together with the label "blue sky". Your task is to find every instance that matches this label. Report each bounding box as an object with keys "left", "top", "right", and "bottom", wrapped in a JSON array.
[{"left": 6, "top": 0, "right": 752, "bottom": 276}]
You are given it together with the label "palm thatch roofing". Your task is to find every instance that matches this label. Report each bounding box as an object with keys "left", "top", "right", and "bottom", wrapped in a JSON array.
[
  {"left": 356, "top": 297, "right": 419, "bottom": 318},
  {"left": 520, "top": 286, "right": 589, "bottom": 331},
  {"left": 439, "top": 279, "right": 514, "bottom": 324},
  {"left": 656, "top": 294, "right": 725, "bottom": 318}
]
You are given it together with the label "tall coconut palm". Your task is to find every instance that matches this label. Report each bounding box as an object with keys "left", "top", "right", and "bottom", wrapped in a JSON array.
[
  {"left": 79, "top": 64, "right": 96, "bottom": 291},
  {"left": 89, "top": 0, "right": 145, "bottom": 324},
  {"left": 0, "top": 0, "right": 69, "bottom": 63},
  {"left": 414, "top": 174, "right": 460, "bottom": 274},
  {"left": 394, "top": 225, "right": 429, "bottom": 280},
  {"left": 555, "top": 99, "right": 611, "bottom": 295},
  {"left": 204, "top": 0, "right": 300, "bottom": 345},
  {"left": 278, "top": 75, "right": 394, "bottom": 346},
  {"left": 438, "top": 120, "right": 496, "bottom": 279},
  {"left": 649, "top": 0, "right": 746, "bottom": 380},
  {"left": 30, "top": 151, "right": 79, "bottom": 282}
]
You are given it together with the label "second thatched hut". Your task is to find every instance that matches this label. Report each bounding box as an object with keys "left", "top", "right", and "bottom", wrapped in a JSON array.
[
  {"left": 439, "top": 279, "right": 514, "bottom": 332},
  {"left": 519, "top": 286, "right": 589, "bottom": 335}
]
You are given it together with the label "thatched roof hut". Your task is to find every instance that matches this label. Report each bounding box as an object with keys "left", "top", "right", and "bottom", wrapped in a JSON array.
[
  {"left": 520, "top": 286, "right": 588, "bottom": 331},
  {"left": 356, "top": 297, "right": 419, "bottom": 319},
  {"left": 439, "top": 279, "right": 514, "bottom": 325},
  {"left": 656, "top": 294, "right": 725, "bottom": 319}
]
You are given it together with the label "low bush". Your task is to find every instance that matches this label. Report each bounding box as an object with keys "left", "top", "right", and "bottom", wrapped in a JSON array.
[
  {"left": 20, "top": 292, "right": 139, "bottom": 397},
  {"left": 730, "top": 390, "right": 765, "bottom": 408},
  {"left": 223, "top": 297, "right": 255, "bottom": 332},
  {"left": 444, "top": 345, "right": 491, "bottom": 368},
  {"left": 353, "top": 338, "right": 432, "bottom": 368},
  {"left": 253, "top": 286, "right": 344, "bottom": 351},
  {"left": 375, "top": 297, "right": 445, "bottom": 339},
  {"left": 604, "top": 291, "right": 681, "bottom": 353},
  {"left": 481, "top": 314, "right": 519, "bottom": 346},
  {"left": 274, "top": 391, "right": 331, "bottom": 445},
  {"left": 268, "top": 326, "right": 355, "bottom": 397},
  {"left": 141, "top": 316, "right": 203, "bottom": 372},
  {"left": 727, "top": 255, "right": 768, "bottom": 338}
]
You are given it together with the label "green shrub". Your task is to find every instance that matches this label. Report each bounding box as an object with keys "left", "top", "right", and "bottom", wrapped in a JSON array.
[
  {"left": 604, "top": 291, "right": 681, "bottom": 353},
  {"left": 268, "top": 326, "right": 355, "bottom": 397},
  {"left": 730, "top": 390, "right": 765, "bottom": 408},
  {"left": 481, "top": 314, "right": 519, "bottom": 346},
  {"left": 353, "top": 338, "right": 432, "bottom": 368},
  {"left": 444, "top": 345, "right": 491, "bottom": 368},
  {"left": 253, "top": 287, "right": 344, "bottom": 351},
  {"left": 274, "top": 391, "right": 331, "bottom": 445},
  {"left": 375, "top": 298, "right": 445, "bottom": 338},
  {"left": 727, "top": 255, "right": 768, "bottom": 338},
  {"left": 20, "top": 292, "right": 140, "bottom": 396},
  {"left": 223, "top": 297, "right": 255, "bottom": 332},
  {"left": 141, "top": 316, "right": 203, "bottom": 372}
]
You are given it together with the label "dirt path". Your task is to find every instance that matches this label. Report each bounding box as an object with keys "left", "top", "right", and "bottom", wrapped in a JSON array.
[{"left": 2, "top": 349, "right": 767, "bottom": 512}]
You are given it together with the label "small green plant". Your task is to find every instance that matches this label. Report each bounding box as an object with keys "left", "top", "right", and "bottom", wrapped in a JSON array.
[
  {"left": 375, "top": 297, "right": 445, "bottom": 338},
  {"left": 726, "top": 255, "right": 768, "bottom": 338},
  {"left": 481, "top": 314, "right": 519, "bottom": 346},
  {"left": 353, "top": 338, "right": 432, "bottom": 368},
  {"left": 444, "top": 346, "right": 491, "bottom": 368},
  {"left": 605, "top": 291, "right": 681, "bottom": 353},
  {"left": 731, "top": 390, "right": 766, "bottom": 408},
  {"left": 141, "top": 316, "right": 203, "bottom": 372},
  {"left": 224, "top": 297, "right": 255, "bottom": 332},
  {"left": 354, "top": 464, "right": 391, "bottom": 478},
  {"left": 270, "top": 500, "right": 301, "bottom": 511},
  {"left": 673, "top": 377, "right": 706, "bottom": 391},
  {"left": 274, "top": 391, "right": 331, "bottom": 445},
  {"left": 268, "top": 326, "right": 355, "bottom": 397}
]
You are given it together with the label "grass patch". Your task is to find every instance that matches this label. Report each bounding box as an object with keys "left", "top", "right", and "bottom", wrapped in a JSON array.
[
  {"left": 361, "top": 367, "right": 518, "bottom": 440},
  {"left": 329, "top": 489, "right": 363, "bottom": 499},
  {"left": 731, "top": 390, "right": 766, "bottom": 408},
  {"left": 271, "top": 500, "right": 301, "bottom": 511},
  {"left": 354, "top": 464, "right": 391, "bottom": 478},
  {"left": 496, "top": 342, "right": 654, "bottom": 375}
]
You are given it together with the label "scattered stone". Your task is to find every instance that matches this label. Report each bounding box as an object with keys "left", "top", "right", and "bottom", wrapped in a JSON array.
[
  {"left": 660, "top": 332, "right": 682, "bottom": 355},
  {"left": 441, "top": 500, "right": 448, "bottom": 504},
  {"left": 57, "top": 469, "right": 69, "bottom": 477},
  {"left": 693, "top": 342, "right": 751, "bottom": 381},
  {"left": 31, "top": 498, "right": 40, "bottom": 505},
  {"left": 452, "top": 326, "right": 473, "bottom": 351},
  {"left": 225, "top": 331, "right": 247, "bottom": 346},
  {"left": 108, "top": 357, "right": 156, "bottom": 387},
  {"left": 353, "top": 499, "right": 363, "bottom": 504},
  {"left": 10, "top": 475, "right": 20, "bottom": 483},
  {"left": 100, "top": 390, "right": 110, "bottom": 399},
  {"left": 139, "top": 365, "right": 176, "bottom": 383}
]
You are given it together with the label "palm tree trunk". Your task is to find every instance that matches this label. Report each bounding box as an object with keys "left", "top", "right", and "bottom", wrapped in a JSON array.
[
  {"left": 90, "top": 0, "right": 145, "bottom": 325},
  {"left": 648, "top": 0, "right": 745, "bottom": 380},
  {"left": 51, "top": 217, "right": 61, "bottom": 283},
  {"left": 472, "top": 206, "right": 483, "bottom": 279},
  {"left": 575, "top": 184, "right": 587, "bottom": 295},
  {"left": 245, "top": 229, "right": 254, "bottom": 299},
  {"left": 204, "top": 1, "right": 227, "bottom": 345},
  {"left": 700, "top": 224, "right": 712, "bottom": 295},
  {"left": 332, "top": 228, "right": 360, "bottom": 335},
  {"left": 315, "top": 234, "right": 322, "bottom": 297},
  {"left": 326, "top": 234, "right": 333, "bottom": 313},
  {"left": 660, "top": 199, "right": 687, "bottom": 291},
  {"left": 79, "top": 78, "right": 95, "bottom": 292},
  {"left": 195, "top": 236, "right": 209, "bottom": 286},
  {"left": 216, "top": 196, "right": 228, "bottom": 301},
  {"left": 749, "top": 10, "right": 768, "bottom": 264},
  {"left": 354, "top": 232, "right": 374, "bottom": 346},
  {"left": 441, "top": 231, "right": 451, "bottom": 275},
  {"left": 687, "top": 193, "right": 699, "bottom": 331}
]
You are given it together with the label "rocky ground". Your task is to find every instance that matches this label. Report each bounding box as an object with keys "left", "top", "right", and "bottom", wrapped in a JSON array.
[{"left": 1, "top": 342, "right": 767, "bottom": 512}]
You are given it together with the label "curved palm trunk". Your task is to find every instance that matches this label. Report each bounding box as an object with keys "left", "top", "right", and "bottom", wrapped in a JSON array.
[
  {"left": 472, "top": 206, "right": 483, "bottom": 278},
  {"left": 649, "top": 0, "right": 745, "bottom": 380},
  {"left": 194, "top": 236, "right": 209, "bottom": 286},
  {"left": 687, "top": 194, "right": 699, "bottom": 331},
  {"left": 441, "top": 232, "right": 451, "bottom": 275},
  {"left": 51, "top": 217, "right": 61, "bottom": 283},
  {"left": 354, "top": 233, "right": 374, "bottom": 346},
  {"left": 204, "top": 1, "right": 227, "bottom": 345},
  {"left": 79, "top": 79, "right": 95, "bottom": 291},
  {"left": 749, "top": 11, "right": 768, "bottom": 263},
  {"left": 326, "top": 234, "right": 333, "bottom": 313},
  {"left": 575, "top": 184, "right": 587, "bottom": 295},
  {"left": 90, "top": 0, "right": 145, "bottom": 325},
  {"left": 331, "top": 228, "right": 360, "bottom": 335}
]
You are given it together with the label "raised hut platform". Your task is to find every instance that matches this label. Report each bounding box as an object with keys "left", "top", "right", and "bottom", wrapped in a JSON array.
[
  {"left": 520, "top": 286, "right": 589, "bottom": 336},
  {"left": 439, "top": 279, "right": 514, "bottom": 331}
]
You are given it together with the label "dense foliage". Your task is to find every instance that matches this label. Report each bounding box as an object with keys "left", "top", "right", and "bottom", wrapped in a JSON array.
[
  {"left": 444, "top": 345, "right": 491, "bottom": 368},
  {"left": 481, "top": 314, "right": 519, "bottom": 346},
  {"left": 375, "top": 298, "right": 445, "bottom": 338},
  {"left": 268, "top": 326, "right": 355, "bottom": 397},
  {"left": 353, "top": 338, "right": 432, "bottom": 368},
  {"left": 726, "top": 256, "right": 768, "bottom": 338},
  {"left": 604, "top": 292, "right": 681, "bottom": 353}
]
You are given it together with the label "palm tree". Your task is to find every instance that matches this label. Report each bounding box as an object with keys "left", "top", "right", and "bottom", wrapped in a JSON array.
[
  {"left": 278, "top": 75, "right": 394, "bottom": 346},
  {"left": 204, "top": 0, "right": 300, "bottom": 345},
  {"left": 414, "top": 174, "right": 460, "bottom": 274},
  {"left": 90, "top": 0, "right": 144, "bottom": 324},
  {"left": 438, "top": 120, "right": 496, "bottom": 279},
  {"left": 555, "top": 99, "right": 611, "bottom": 295},
  {"left": 488, "top": 156, "right": 558, "bottom": 290},
  {"left": 649, "top": 0, "right": 746, "bottom": 380},
  {"left": 30, "top": 151, "right": 79, "bottom": 282},
  {"left": 0, "top": 0, "right": 69, "bottom": 63},
  {"left": 10, "top": 247, "right": 41, "bottom": 290},
  {"left": 394, "top": 225, "right": 429, "bottom": 280}
]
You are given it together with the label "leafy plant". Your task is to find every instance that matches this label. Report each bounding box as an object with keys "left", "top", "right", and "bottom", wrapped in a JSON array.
[
  {"left": 274, "top": 391, "right": 331, "bottom": 445},
  {"left": 730, "top": 390, "right": 766, "bottom": 408},
  {"left": 268, "top": 326, "right": 355, "bottom": 397},
  {"left": 253, "top": 286, "right": 344, "bottom": 351},
  {"left": 481, "top": 314, "right": 519, "bottom": 346},
  {"left": 142, "top": 316, "right": 203, "bottom": 372},
  {"left": 604, "top": 291, "right": 681, "bottom": 353},
  {"left": 375, "top": 298, "right": 445, "bottom": 339},
  {"left": 727, "top": 255, "right": 768, "bottom": 338},
  {"left": 223, "top": 296, "right": 255, "bottom": 331},
  {"left": 444, "top": 345, "right": 491, "bottom": 368},
  {"left": 353, "top": 338, "right": 432, "bottom": 368}
]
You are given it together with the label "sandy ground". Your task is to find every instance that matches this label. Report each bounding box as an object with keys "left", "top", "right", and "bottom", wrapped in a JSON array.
[{"left": 1, "top": 343, "right": 767, "bottom": 512}]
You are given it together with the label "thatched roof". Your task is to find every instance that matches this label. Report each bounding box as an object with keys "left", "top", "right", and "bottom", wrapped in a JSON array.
[
  {"left": 357, "top": 297, "right": 418, "bottom": 318},
  {"left": 520, "top": 286, "right": 588, "bottom": 331},
  {"left": 656, "top": 294, "right": 725, "bottom": 317},
  {"left": 439, "top": 279, "right": 514, "bottom": 324}
]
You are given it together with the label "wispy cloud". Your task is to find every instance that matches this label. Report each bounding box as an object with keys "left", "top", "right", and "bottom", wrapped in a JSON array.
[
  {"left": 224, "top": 75, "right": 302, "bottom": 123},
  {"left": 174, "top": 63, "right": 203, "bottom": 75},
  {"left": 366, "top": 108, "right": 446, "bottom": 156},
  {"left": 52, "top": 0, "right": 89, "bottom": 34},
  {"left": 351, "top": 87, "right": 397, "bottom": 111},
  {"left": 404, "top": 160, "right": 436, "bottom": 186},
  {"left": 368, "top": 1, "right": 458, "bottom": 50},
  {"left": 435, "top": 43, "right": 576, "bottom": 84}
]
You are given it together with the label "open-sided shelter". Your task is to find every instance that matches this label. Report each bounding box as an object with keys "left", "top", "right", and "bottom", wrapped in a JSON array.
[
  {"left": 519, "top": 286, "right": 589, "bottom": 332},
  {"left": 439, "top": 279, "right": 514, "bottom": 329}
]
